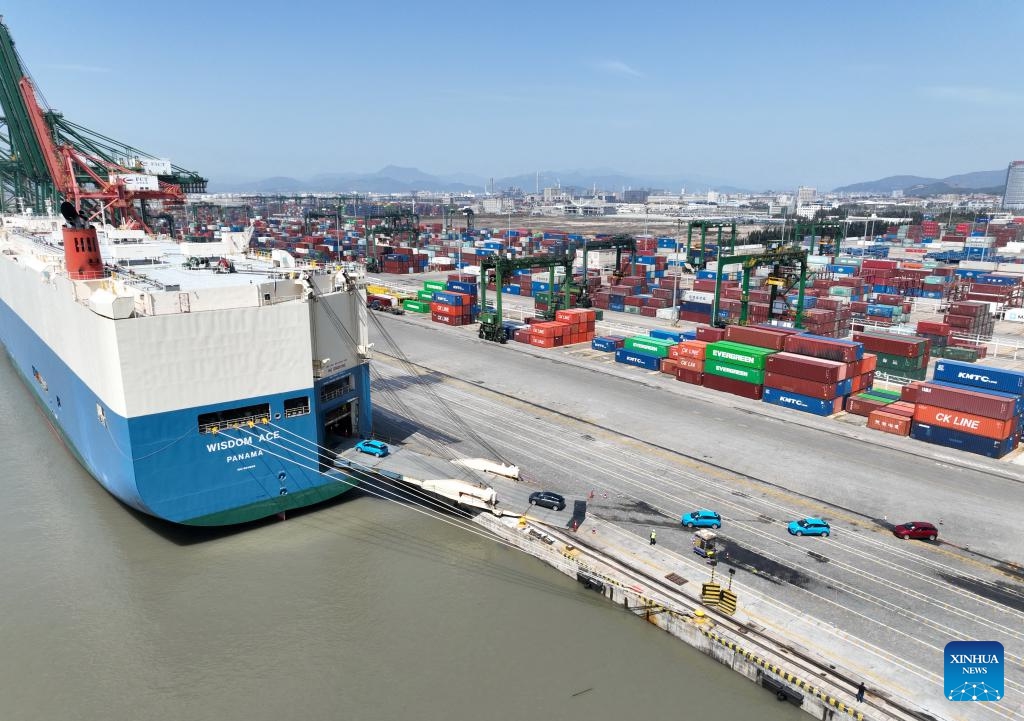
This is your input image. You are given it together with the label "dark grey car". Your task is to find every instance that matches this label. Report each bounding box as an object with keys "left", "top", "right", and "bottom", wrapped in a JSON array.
[{"left": 528, "top": 491, "right": 566, "bottom": 511}]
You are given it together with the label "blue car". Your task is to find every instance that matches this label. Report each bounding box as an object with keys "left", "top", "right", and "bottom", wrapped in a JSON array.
[
  {"left": 681, "top": 509, "right": 721, "bottom": 529},
  {"left": 355, "top": 440, "right": 389, "bottom": 458},
  {"left": 788, "top": 517, "right": 830, "bottom": 537}
]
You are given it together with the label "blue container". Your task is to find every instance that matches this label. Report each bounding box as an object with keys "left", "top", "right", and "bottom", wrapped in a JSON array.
[
  {"left": 502, "top": 285, "right": 521, "bottom": 295},
  {"left": 615, "top": 348, "right": 662, "bottom": 370},
  {"left": 649, "top": 329, "right": 684, "bottom": 343},
  {"left": 679, "top": 301, "right": 713, "bottom": 314},
  {"left": 977, "top": 274, "right": 1018, "bottom": 286},
  {"left": 447, "top": 280, "right": 478, "bottom": 295},
  {"left": 910, "top": 422, "right": 1018, "bottom": 459},
  {"left": 836, "top": 378, "right": 853, "bottom": 397},
  {"left": 432, "top": 291, "right": 467, "bottom": 305},
  {"left": 592, "top": 337, "right": 620, "bottom": 352},
  {"left": 680, "top": 330, "right": 698, "bottom": 341},
  {"left": 865, "top": 304, "right": 896, "bottom": 317},
  {"left": 762, "top": 388, "right": 839, "bottom": 417},
  {"left": 933, "top": 360, "right": 1024, "bottom": 395},
  {"left": 513, "top": 268, "right": 532, "bottom": 276}
]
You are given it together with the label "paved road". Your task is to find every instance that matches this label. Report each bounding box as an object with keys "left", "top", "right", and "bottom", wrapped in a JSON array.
[{"left": 366, "top": 312, "right": 1024, "bottom": 721}]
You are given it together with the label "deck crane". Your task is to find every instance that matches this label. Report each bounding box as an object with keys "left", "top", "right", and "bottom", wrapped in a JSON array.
[
  {"left": 477, "top": 251, "right": 575, "bottom": 342},
  {"left": 0, "top": 18, "right": 206, "bottom": 227}
]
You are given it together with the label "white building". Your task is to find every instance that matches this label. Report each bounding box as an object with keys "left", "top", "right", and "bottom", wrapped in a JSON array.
[
  {"left": 797, "top": 186, "right": 817, "bottom": 206},
  {"left": 1003, "top": 161, "right": 1024, "bottom": 211}
]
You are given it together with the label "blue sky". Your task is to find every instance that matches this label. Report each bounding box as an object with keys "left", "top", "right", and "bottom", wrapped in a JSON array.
[{"left": 5, "top": 0, "right": 1023, "bottom": 190}]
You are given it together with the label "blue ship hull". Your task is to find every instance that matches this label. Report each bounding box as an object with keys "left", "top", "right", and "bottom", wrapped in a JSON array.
[{"left": 1, "top": 298, "right": 372, "bottom": 525}]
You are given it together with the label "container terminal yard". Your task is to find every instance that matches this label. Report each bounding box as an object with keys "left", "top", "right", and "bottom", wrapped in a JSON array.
[{"left": 1, "top": 14, "right": 1022, "bottom": 721}]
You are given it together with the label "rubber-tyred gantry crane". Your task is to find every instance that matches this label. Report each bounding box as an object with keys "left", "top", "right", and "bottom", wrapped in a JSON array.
[{"left": 0, "top": 17, "right": 206, "bottom": 228}]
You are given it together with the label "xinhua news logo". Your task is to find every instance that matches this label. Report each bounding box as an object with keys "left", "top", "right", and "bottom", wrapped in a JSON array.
[{"left": 944, "top": 641, "right": 1004, "bottom": 702}]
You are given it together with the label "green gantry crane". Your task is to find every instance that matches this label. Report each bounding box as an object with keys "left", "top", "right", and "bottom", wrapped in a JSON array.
[
  {"left": 686, "top": 221, "right": 737, "bottom": 268},
  {"left": 791, "top": 220, "right": 846, "bottom": 257},
  {"left": 364, "top": 206, "right": 420, "bottom": 272},
  {"left": 477, "top": 251, "right": 575, "bottom": 342},
  {"left": 710, "top": 246, "right": 809, "bottom": 329},
  {"left": 573, "top": 233, "right": 637, "bottom": 292}
]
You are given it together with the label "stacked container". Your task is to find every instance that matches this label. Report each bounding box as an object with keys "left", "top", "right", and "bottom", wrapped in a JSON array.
[{"left": 852, "top": 332, "right": 930, "bottom": 380}]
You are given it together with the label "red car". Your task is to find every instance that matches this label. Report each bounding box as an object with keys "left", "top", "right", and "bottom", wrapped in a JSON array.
[{"left": 893, "top": 521, "right": 938, "bottom": 541}]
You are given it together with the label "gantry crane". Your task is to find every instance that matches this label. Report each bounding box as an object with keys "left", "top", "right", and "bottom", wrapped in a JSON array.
[
  {"left": 364, "top": 206, "right": 420, "bottom": 272},
  {"left": 709, "top": 246, "right": 810, "bottom": 329},
  {"left": 686, "top": 220, "right": 737, "bottom": 268},
  {"left": 443, "top": 204, "right": 475, "bottom": 235},
  {"left": 0, "top": 18, "right": 206, "bottom": 227},
  {"left": 477, "top": 251, "right": 575, "bottom": 342},
  {"left": 572, "top": 233, "right": 637, "bottom": 295},
  {"left": 791, "top": 220, "right": 846, "bottom": 257}
]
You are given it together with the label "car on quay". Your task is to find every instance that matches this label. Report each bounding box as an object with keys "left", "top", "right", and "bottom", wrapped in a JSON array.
[
  {"left": 893, "top": 521, "right": 938, "bottom": 541},
  {"left": 528, "top": 491, "right": 566, "bottom": 511},
  {"left": 787, "top": 517, "right": 830, "bottom": 537},
  {"left": 681, "top": 509, "right": 721, "bottom": 529},
  {"left": 355, "top": 439, "right": 390, "bottom": 458}
]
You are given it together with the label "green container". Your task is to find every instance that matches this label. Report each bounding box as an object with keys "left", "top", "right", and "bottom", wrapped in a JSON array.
[
  {"left": 704, "top": 360, "right": 765, "bottom": 385},
  {"left": 829, "top": 286, "right": 853, "bottom": 298},
  {"left": 403, "top": 299, "right": 430, "bottom": 313},
  {"left": 875, "top": 352, "right": 927, "bottom": 372},
  {"left": 623, "top": 305, "right": 640, "bottom": 314},
  {"left": 861, "top": 388, "right": 901, "bottom": 401},
  {"left": 417, "top": 290, "right": 434, "bottom": 301},
  {"left": 594, "top": 309, "right": 604, "bottom": 321},
  {"left": 707, "top": 341, "right": 776, "bottom": 370},
  {"left": 624, "top": 336, "right": 675, "bottom": 358},
  {"left": 423, "top": 280, "right": 446, "bottom": 292},
  {"left": 942, "top": 346, "right": 980, "bottom": 362}
]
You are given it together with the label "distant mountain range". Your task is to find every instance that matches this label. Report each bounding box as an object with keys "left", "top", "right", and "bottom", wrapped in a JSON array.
[
  {"left": 207, "top": 166, "right": 747, "bottom": 195},
  {"left": 833, "top": 169, "right": 1007, "bottom": 196},
  {"left": 208, "top": 165, "right": 1010, "bottom": 197}
]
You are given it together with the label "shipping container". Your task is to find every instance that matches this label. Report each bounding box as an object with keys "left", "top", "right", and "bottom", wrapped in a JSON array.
[
  {"left": 707, "top": 341, "right": 777, "bottom": 370},
  {"left": 845, "top": 394, "right": 893, "bottom": 417},
  {"left": 695, "top": 325, "right": 727, "bottom": 342},
  {"left": 592, "top": 336, "right": 623, "bottom": 352},
  {"left": 615, "top": 348, "right": 662, "bottom": 371},
  {"left": 910, "top": 422, "right": 1018, "bottom": 459},
  {"left": 764, "top": 372, "right": 839, "bottom": 400},
  {"left": 649, "top": 328, "right": 685, "bottom": 343},
  {"left": 765, "top": 352, "right": 845, "bottom": 383},
  {"left": 762, "top": 387, "right": 844, "bottom": 416},
  {"left": 932, "top": 359, "right": 1024, "bottom": 395},
  {"left": 852, "top": 332, "right": 929, "bottom": 358},
  {"left": 702, "top": 373, "right": 764, "bottom": 400},
  {"left": 704, "top": 360, "right": 765, "bottom": 385},
  {"left": 675, "top": 357, "right": 704, "bottom": 373},
  {"left": 867, "top": 410, "right": 912, "bottom": 436},
  {"left": 782, "top": 334, "right": 863, "bottom": 363},
  {"left": 917, "top": 382, "right": 1017, "bottom": 421},
  {"left": 624, "top": 336, "right": 676, "bottom": 358},
  {"left": 912, "top": 403, "right": 1016, "bottom": 440},
  {"left": 927, "top": 380, "right": 1024, "bottom": 416},
  {"left": 675, "top": 368, "right": 704, "bottom": 385},
  {"left": 669, "top": 340, "right": 708, "bottom": 360},
  {"left": 722, "top": 325, "right": 789, "bottom": 350}
]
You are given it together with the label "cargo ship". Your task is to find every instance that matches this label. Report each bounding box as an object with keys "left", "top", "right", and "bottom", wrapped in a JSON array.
[{"left": 0, "top": 210, "right": 372, "bottom": 525}]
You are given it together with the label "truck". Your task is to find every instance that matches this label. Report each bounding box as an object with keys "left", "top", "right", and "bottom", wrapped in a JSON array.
[{"left": 365, "top": 293, "right": 405, "bottom": 314}]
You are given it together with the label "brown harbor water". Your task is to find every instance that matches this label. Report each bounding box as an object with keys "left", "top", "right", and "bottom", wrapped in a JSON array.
[{"left": 0, "top": 352, "right": 801, "bottom": 721}]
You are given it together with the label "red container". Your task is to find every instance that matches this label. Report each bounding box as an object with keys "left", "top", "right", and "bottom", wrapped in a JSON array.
[
  {"left": 431, "top": 312, "right": 470, "bottom": 326},
  {"left": 529, "top": 335, "right": 554, "bottom": 348},
  {"left": 764, "top": 372, "right": 839, "bottom": 400},
  {"left": 885, "top": 402, "right": 916, "bottom": 418},
  {"left": 917, "top": 383, "right": 1017, "bottom": 421},
  {"left": 856, "top": 353, "right": 878, "bottom": 374},
  {"left": 670, "top": 340, "right": 707, "bottom": 360},
  {"left": 513, "top": 329, "right": 532, "bottom": 343},
  {"left": 430, "top": 301, "right": 472, "bottom": 317},
  {"left": 765, "top": 352, "right": 845, "bottom": 383},
  {"left": 675, "top": 368, "right": 704, "bottom": 385},
  {"left": 702, "top": 373, "right": 764, "bottom": 400},
  {"left": 845, "top": 395, "right": 891, "bottom": 417},
  {"left": 901, "top": 381, "right": 924, "bottom": 403},
  {"left": 695, "top": 325, "right": 727, "bottom": 342},
  {"left": 868, "top": 410, "right": 912, "bottom": 436},
  {"left": 675, "top": 357, "right": 704, "bottom": 373},
  {"left": 660, "top": 358, "right": 680, "bottom": 375},
  {"left": 723, "top": 326, "right": 788, "bottom": 350},
  {"left": 913, "top": 403, "right": 1016, "bottom": 440},
  {"left": 782, "top": 334, "right": 860, "bottom": 363},
  {"left": 852, "top": 332, "right": 928, "bottom": 358}
]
